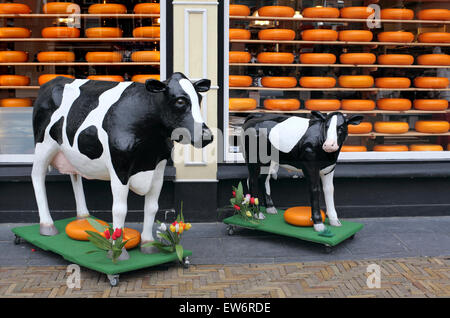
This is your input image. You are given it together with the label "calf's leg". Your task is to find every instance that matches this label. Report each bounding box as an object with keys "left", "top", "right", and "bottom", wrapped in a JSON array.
[
  {"left": 247, "top": 164, "right": 265, "bottom": 219},
  {"left": 304, "top": 167, "right": 325, "bottom": 232},
  {"left": 70, "top": 174, "right": 90, "bottom": 219},
  {"left": 320, "top": 169, "right": 341, "bottom": 226},
  {"left": 110, "top": 178, "right": 130, "bottom": 260}
]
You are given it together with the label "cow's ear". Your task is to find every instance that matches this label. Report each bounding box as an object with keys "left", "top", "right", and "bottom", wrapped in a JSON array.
[
  {"left": 145, "top": 79, "right": 167, "bottom": 93},
  {"left": 193, "top": 79, "right": 211, "bottom": 93},
  {"left": 347, "top": 115, "right": 364, "bottom": 125},
  {"left": 310, "top": 111, "right": 327, "bottom": 121}
]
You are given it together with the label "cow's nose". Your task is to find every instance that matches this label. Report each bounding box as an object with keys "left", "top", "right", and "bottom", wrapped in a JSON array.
[{"left": 202, "top": 125, "right": 213, "bottom": 145}]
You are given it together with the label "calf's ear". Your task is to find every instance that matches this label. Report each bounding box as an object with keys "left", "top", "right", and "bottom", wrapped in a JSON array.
[
  {"left": 347, "top": 115, "right": 364, "bottom": 125},
  {"left": 193, "top": 79, "right": 211, "bottom": 93},
  {"left": 310, "top": 111, "right": 327, "bottom": 121},
  {"left": 145, "top": 79, "right": 167, "bottom": 93}
]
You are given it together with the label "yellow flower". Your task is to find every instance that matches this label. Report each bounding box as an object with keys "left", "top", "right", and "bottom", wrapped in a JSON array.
[
  {"left": 170, "top": 225, "right": 176, "bottom": 232},
  {"left": 178, "top": 226, "right": 184, "bottom": 234},
  {"left": 246, "top": 211, "right": 252, "bottom": 217},
  {"left": 185, "top": 223, "right": 192, "bottom": 230}
]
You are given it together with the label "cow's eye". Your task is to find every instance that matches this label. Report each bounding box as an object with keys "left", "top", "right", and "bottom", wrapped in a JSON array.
[{"left": 175, "top": 98, "right": 187, "bottom": 107}]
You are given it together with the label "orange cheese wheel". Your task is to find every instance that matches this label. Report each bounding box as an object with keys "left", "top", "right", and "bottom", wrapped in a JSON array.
[
  {"left": 131, "top": 51, "right": 160, "bottom": 62},
  {"left": 0, "top": 98, "right": 32, "bottom": 107},
  {"left": 418, "top": 9, "right": 450, "bottom": 21},
  {"left": 341, "top": 99, "right": 375, "bottom": 111},
  {"left": 230, "top": 5, "right": 250, "bottom": 16},
  {"left": 229, "top": 51, "right": 251, "bottom": 63},
  {"left": 338, "top": 30, "right": 373, "bottom": 42},
  {"left": 0, "top": 3, "right": 31, "bottom": 14},
  {"left": 85, "top": 52, "right": 122, "bottom": 63},
  {"left": 39, "top": 74, "right": 74, "bottom": 85},
  {"left": 264, "top": 99, "right": 300, "bottom": 111},
  {"left": 258, "top": 29, "right": 295, "bottom": 41},
  {"left": 37, "top": 51, "right": 75, "bottom": 62},
  {"left": 0, "top": 75, "right": 29, "bottom": 86},
  {"left": 377, "top": 98, "right": 412, "bottom": 111},
  {"left": 378, "top": 31, "right": 414, "bottom": 43},
  {"left": 229, "top": 28, "right": 251, "bottom": 40},
  {"left": 0, "top": 51, "right": 28, "bottom": 63},
  {"left": 373, "top": 144, "right": 409, "bottom": 151},
  {"left": 378, "top": 54, "right": 414, "bottom": 65},
  {"left": 305, "top": 99, "right": 341, "bottom": 111},
  {"left": 418, "top": 32, "right": 450, "bottom": 43},
  {"left": 374, "top": 122, "right": 409, "bottom": 134},
  {"left": 413, "top": 99, "right": 448, "bottom": 111},
  {"left": 302, "top": 7, "right": 340, "bottom": 18},
  {"left": 417, "top": 54, "right": 450, "bottom": 66},
  {"left": 302, "top": 29, "right": 338, "bottom": 41},
  {"left": 87, "top": 75, "right": 124, "bottom": 82},
  {"left": 415, "top": 121, "right": 449, "bottom": 133},
  {"left": 0, "top": 27, "right": 30, "bottom": 38},
  {"left": 299, "top": 53, "right": 336, "bottom": 64},
  {"left": 86, "top": 27, "right": 122, "bottom": 38},
  {"left": 133, "top": 27, "right": 159, "bottom": 38},
  {"left": 284, "top": 206, "right": 325, "bottom": 227},
  {"left": 348, "top": 122, "right": 373, "bottom": 134},
  {"left": 414, "top": 77, "right": 449, "bottom": 89},
  {"left": 338, "top": 75, "right": 374, "bottom": 88},
  {"left": 261, "top": 76, "right": 297, "bottom": 88},
  {"left": 257, "top": 52, "right": 294, "bottom": 64},
  {"left": 380, "top": 8, "right": 414, "bottom": 20},
  {"left": 299, "top": 77, "right": 336, "bottom": 88},
  {"left": 134, "top": 3, "right": 160, "bottom": 14},
  {"left": 42, "top": 27, "right": 80, "bottom": 38},
  {"left": 132, "top": 74, "right": 160, "bottom": 83},
  {"left": 409, "top": 144, "right": 443, "bottom": 151},
  {"left": 375, "top": 77, "right": 411, "bottom": 88},
  {"left": 229, "top": 98, "right": 257, "bottom": 111},
  {"left": 339, "top": 53, "right": 376, "bottom": 64},
  {"left": 258, "top": 6, "right": 295, "bottom": 17},
  {"left": 229, "top": 75, "right": 252, "bottom": 87},
  {"left": 340, "top": 7, "right": 375, "bottom": 19},
  {"left": 341, "top": 145, "right": 368, "bottom": 152},
  {"left": 88, "top": 4, "right": 127, "bottom": 14},
  {"left": 43, "top": 2, "right": 80, "bottom": 14}
]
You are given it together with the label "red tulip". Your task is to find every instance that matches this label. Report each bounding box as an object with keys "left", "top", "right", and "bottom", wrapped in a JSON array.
[
  {"left": 104, "top": 229, "right": 111, "bottom": 239},
  {"left": 113, "top": 228, "right": 122, "bottom": 238},
  {"left": 232, "top": 191, "right": 236, "bottom": 197},
  {"left": 250, "top": 197, "right": 255, "bottom": 205},
  {"left": 234, "top": 204, "right": 240, "bottom": 211}
]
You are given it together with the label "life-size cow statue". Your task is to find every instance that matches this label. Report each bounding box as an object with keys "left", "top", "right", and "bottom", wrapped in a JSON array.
[
  {"left": 241, "top": 111, "right": 363, "bottom": 232},
  {"left": 32, "top": 72, "right": 213, "bottom": 255}
]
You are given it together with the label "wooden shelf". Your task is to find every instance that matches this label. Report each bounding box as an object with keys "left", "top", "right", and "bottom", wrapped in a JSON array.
[
  {"left": 230, "top": 39, "right": 450, "bottom": 47},
  {"left": 0, "top": 86, "right": 40, "bottom": 90},
  {"left": 228, "top": 129, "right": 450, "bottom": 137},
  {"left": 229, "top": 109, "right": 450, "bottom": 115},
  {"left": 0, "top": 14, "right": 160, "bottom": 19},
  {"left": 0, "top": 37, "right": 160, "bottom": 42},
  {"left": 0, "top": 62, "right": 160, "bottom": 66},
  {"left": 230, "top": 63, "right": 450, "bottom": 69},
  {"left": 230, "top": 87, "right": 450, "bottom": 92}
]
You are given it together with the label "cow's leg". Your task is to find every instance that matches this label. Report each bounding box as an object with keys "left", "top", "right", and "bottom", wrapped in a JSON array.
[
  {"left": 320, "top": 169, "right": 341, "bottom": 227},
  {"left": 32, "top": 140, "right": 60, "bottom": 236},
  {"left": 304, "top": 166, "right": 325, "bottom": 232},
  {"left": 110, "top": 178, "right": 130, "bottom": 260},
  {"left": 70, "top": 174, "right": 90, "bottom": 219},
  {"left": 247, "top": 163, "right": 265, "bottom": 219},
  {"left": 263, "top": 161, "right": 278, "bottom": 215}
]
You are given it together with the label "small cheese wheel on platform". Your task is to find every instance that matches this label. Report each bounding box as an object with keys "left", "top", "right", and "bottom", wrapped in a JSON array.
[
  {"left": 133, "top": 27, "right": 159, "bottom": 38},
  {"left": 87, "top": 75, "right": 124, "bottom": 82},
  {"left": 131, "top": 51, "right": 160, "bottom": 62},
  {"left": 418, "top": 32, "right": 450, "bottom": 43},
  {"left": 414, "top": 77, "right": 449, "bottom": 89},
  {"left": 409, "top": 144, "right": 444, "bottom": 151},
  {"left": 229, "top": 51, "right": 251, "bottom": 63},
  {"left": 39, "top": 74, "right": 74, "bottom": 85},
  {"left": 85, "top": 52, "right": 122, "bottom": 63},
  {"left": 257, "top": 52, "right": 294, "bottom": 64},
  {"left": 264, "top": 99, "right": 300, "bottom": 111},
  {"left": 229, "top": 29, "right": 251, "bottom": 40},
  {"left": 341, "top": 145, "right": 368, "bottom": 152},
  {"left": 258, "top": 6, "right": 295, "bottom": 17},
  {"left": 0, "top": 27, "right": 30, "bottom": 38},
  {"left": 302, "top": 7, "right": 340, "bottom": 18},
  {"left": 373, "top": 144, "right": 409, "bottom": 152},
  {"left": 380, "top": 8, "right": 414, "bottom": 20},
  {"left": 258, "top": 29, "right": 295, "bottom": 41},
  {"left": 229, "top": 98, "right": 257, "bottom": 111},
  {"left": 348, "top": 122, "right": 373, "bottom": 134},
  {"left": 374, "top": 122, "right": 409, "bottom": 134},
  {"left": 37, "top": 51, "right": 75, "bottom": 63},
  {"left": 0, "top": 75, "right": 30, "bottom": 86},
  {"left": 378, "top": 54, "right": 414, "bottom": 65},
  {"left": 134, "top": 3, "right": 160, "bottom": 14},
  {"left": 338, "top": 75, "right": 374, "bottom": 88},
  {"left": 299, "top": 53, "right": 336, "bottom": 64},
  {"left": 284, "top": 206, "right": 325, "bottom": 227},
  {"left": 0, "top": 98, "right": 32, "bottom": 107},
  {"left": 417, "top": 9, "right": 450, "bottom": 21},
  {"left": 340, "top": 7, "right": 375, "bottom": 19},
  {"left": 341, "top": 99, "right": 375, "bottom": 111},
  {"left": 229, "top": 75, "right": 252, "bottom": 87},
  {"left": 413, "top": 99, "right": 448, "bottom": 111},
  {"left": 339, "top": 53, "right": 376, "bottom": 64},
  {"left": 338, "top": 30, "right": 373, "bottom": 42},
  {"left": 43, "top": 2, "right": 79, "bottom": 14},
  {"left": 302, "top": 29, "right": 338, "bottom": 41},
  {"left": 131, "top": 74, "right": 160, "bottom": 83},
  {"left": 88, "top": 3, "right": 127, "bottom": 14},
  {"left": 261, "top": 76, "right": 297, "bottom": 88},
  {"left": 230, "top": 5, "right": 250, "bottom": 16},
  {"left": 378, "top": 31, "right": 414, "bottom": 43},
  {"left": 86, "top": 27, "right": 122, "bottom": 38},
  {"left": 305, "top": 99, "right": 341, "bottom": 111},
  {"left": 0, "top": 51, "right": 28, "bottom": 63},
  {"left": 42, "top": 27, "right": 79, "bottom": 38},
  {"left": 377, "top": 98, "right": 412, "bottom": 111},
  {"left": 299, "top": 77, "right": 336, "bottom": 88},
  {"left": 415, "top": 121, "right": 449, "bottom": 133},
  {"left": 0, "top": 3, "right": 31, "bottom": 14},
  {"left": 375, "top": 77, "right": 411, "bottom": 88},
  {"left": 417, "top": 54, "right": 450, "bottom": 66}
]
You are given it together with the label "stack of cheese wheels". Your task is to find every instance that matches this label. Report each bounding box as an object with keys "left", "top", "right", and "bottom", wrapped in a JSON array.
[
  {"left": 377, "top": 98, "right": 412, "bottom": 111},
  {"left": 302, "top": 7, "right": 340, "bottom": 18},
  {"left": 85, "top": 52, "right": 122, "bottom": 63},
  {"left": 347, "top": 122, "right": 373, "bottom": 134},
  {"left": 419, "top": 32, "right": 450, "bottom": 43},
  {"left": 305, "top": 99, "right": 341, "bottom": 111},
  {"left": 38, "top": 74, "right": 74, "bottom": 85},
  {"left": 380, "top": 8, "right": 414, "bottom": 20},
  {"left": 229, "top": 28, "right": 251, "bottom": 40},
  {"left": 0, "top": 51, "right": 28, "bottom": 62},
  {"left": 229, "top": 75, "right": 252, "bottom": 87},
  {"left": 284, "top": 207, "right": 325, "bottom": 227},
  {"left": 85, "top": 27, "right": 122, "bottom": 38},
  {"left": 417, "top": 54, "right": 450, "bottom": 66},
  {"left": 378, "top": 54, "right": 414, "bottom": 65},
  {"left": 0, "top": 98, "right": 32, "bottom": 107},
  {"left": 43, "top": 2, "right": 80, "bottom": 14},
  {"left": 341, "top": 99, "right": 375, "bottom": 111},
  {"left": 133, "top": 27, "right": 160, "bottom": 38},
  {"left": 413, "top": 99, "right": 448, "bottom": 111},
  {"left": 134, "top": 3, "right": 160, "bottom": 14},
  {"left": 42, "top": 27, "right": 79, "bottom": 38},
  {"left": 258, "top": 6, "right": 295, "bottom": 17},
  {"left": 340, "top": 53, "right": 376, "bottom": 64},
  {"left": 299, "top": 53, "right": 336, "bottom": 64},
  {"left": 378, "top": 31, "right": 414, "bottom": 43},
  {"left": 264, "top": 99, "right": 300, "bottom": 111},
  {"left": 261, "top": 76, "right": 297, "bottom": 88},
  {"left": 37, "top": 51, "right": 75, "bottom": 63},
  {"left": 0, "top": 3, "right": 31, "bottom": 14},
  {"left": 414, "top": 77, "right": 449, "bottom": 88},
  {"left": 0, "top": 75, "right": 30, "bottom": 86},
  {"left": 409, "top": 144, "right": 444, "bottom": 151},
  {"left": 299, "top": 77, "right": 336, "bottom": 88},
  {"left": 132, "top": 74, "right": 160, "bottom": 83},
  {"left": 418, "top": 9, "right": 450, "bottom": 21},
  {"left": 229, "top": 4, "right": 250, "bottom": 16},
  {"left": 415, "top": 121, "right": 449, "bottom": 133},
  {"left": 341, "top": 145, "right": 368, "bottom": 152},
  {"left": 338, "top": 75, "right": 374, "bottom": 88},
  {"left": 229, "top": 51, "right": 251, "bottom": 63},
  {"left": 88, "top": 3, "right": 127, "bottom": 14},
  {"left": 339, "top": 30, "right": 373, "bottom": 42},
  {"left": 375, "top": 77, "right": 411, "bottom": 88},
  {"left": 340, "top": 6, "right": 374, "bottom": 19},
  {"left": 87, "top": 75, "right": 124, "bottom": 82},
  {"left": 258, "top": 29, "right": 295, "bottom": 41},
  {"left": 373, "top": 144, "right": 408, "bottom": 151},
  {"left": 0, "top": 27, "right": 30, "bottom": 38},
  {"left": 229, "top": 98, "right": 257, "bottom": 111},
  {"left": 257, "top": 52, "right": 294, "bottom": 64},
  {"left": 374, "top": 121, "right": 409, "bottom": 134},
  {"left": 302, "top": 29, "right": 338, "bottom": 41},
  {"left": 131, "top": 51, "right": 160, "bottom": 62}
]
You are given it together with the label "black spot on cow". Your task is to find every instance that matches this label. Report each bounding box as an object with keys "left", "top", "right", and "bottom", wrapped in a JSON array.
[
  {"left": 78, "top": 125, "right": 103, "bottom": 160},
  {"left": 49, "top": 117, "right": 64, "bottom": 145}
]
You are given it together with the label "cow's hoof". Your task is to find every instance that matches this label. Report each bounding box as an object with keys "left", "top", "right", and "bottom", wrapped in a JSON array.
[
  {"left": 40, "top": 223, "right": 59, "bottom": 236},
  {"left": 266, "top": 206, "right": 278, "bottom": 214},
  {"left": 329, "top": 218, "right": 342, "bottom": 227},
  {"left": 76, "top": 214, "right": 91, "bottom": 220},
  {"left": 313, "top": 223, "right": 326, "bottom": 232},
  {"left": 140, "top": 241, "right": 159, "bottom": 254}
]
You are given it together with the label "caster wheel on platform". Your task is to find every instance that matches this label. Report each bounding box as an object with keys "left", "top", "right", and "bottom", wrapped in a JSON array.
[
  {"left": 183, "top": 257, "right": 190, "bottom": 269},
  {"left": 227, "top": 225, "right": 235, "bottom": 236},
  {"left": 14, "top": 235, "right": 22, "bottom": 245},
  {"left": 107, "top": 274, "right": 119, "bottom": 287},
  {"left": 349, "top": 234, "right": 355, "bottom": 240},
  {"left": 324, "top": 245, "right": 333, "bottom": 254}
]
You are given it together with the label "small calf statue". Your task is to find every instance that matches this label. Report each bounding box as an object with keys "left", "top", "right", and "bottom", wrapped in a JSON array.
[
  {"left": 32, "top": 72, "right": 213, "bottom": 254},
  {"left": 241, "top": 111, "right": 363, "bottom": 232}
]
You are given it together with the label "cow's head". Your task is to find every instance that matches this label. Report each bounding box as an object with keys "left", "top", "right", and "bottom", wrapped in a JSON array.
[
  {"left": 145, "top": 72, "right": 213, "bottom": 148},
  {"left": 311, "top": 111, "right": 363, "bottom": 153}
]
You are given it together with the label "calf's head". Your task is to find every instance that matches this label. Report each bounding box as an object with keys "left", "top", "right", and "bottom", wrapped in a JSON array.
[{"left": 145, "top": 72, "right": 213, "bottom": 148}]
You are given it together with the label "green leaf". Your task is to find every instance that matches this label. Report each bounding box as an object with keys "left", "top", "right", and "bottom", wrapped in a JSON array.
[
  {"left": 86, "top": 250, "right": 102, "bottom": 254},
  {"left": 158, "top": 231, "right": 175, "bottom": 245},
  {"left": 318, "top": 227, "right": 335, "bottom": 237},
  {"left": 118, "top": 239, "right": 129, "bottom": 250},
  {"left": 142, "top": 241, "right": 173, "bottom": 253},
  {"left": 175, "top": 244, "right": 184, "bottom": 262},
  {"left": 86, "top": 218, "right": 108, "bottom": 233}
]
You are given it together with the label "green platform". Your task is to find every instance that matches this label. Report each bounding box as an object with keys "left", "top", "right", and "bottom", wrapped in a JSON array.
[
  {"left": 223, "top": 209, "right": 363, "bottom": 247},
  {"left": 12, "top": 217, "right": 192, "bottom": 276}
]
